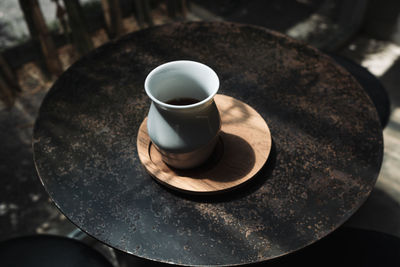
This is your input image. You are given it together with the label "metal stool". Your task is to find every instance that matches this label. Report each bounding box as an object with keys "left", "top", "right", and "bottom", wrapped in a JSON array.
[
  {"left": 0, "top": 235, "right": 113, "bottom": 267},
  {"left": 267, "top": 227, "right": 400, "bottom": 266}
]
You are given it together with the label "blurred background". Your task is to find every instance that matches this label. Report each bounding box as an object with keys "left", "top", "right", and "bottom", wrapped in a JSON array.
[{"left": 0, "top": 0, "right": 399, "bottom": 265}]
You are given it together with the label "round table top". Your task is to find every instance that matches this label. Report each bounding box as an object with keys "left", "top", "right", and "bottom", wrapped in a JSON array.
[{"left": 33, "top": 22, "right": 383, "bottom": 266}]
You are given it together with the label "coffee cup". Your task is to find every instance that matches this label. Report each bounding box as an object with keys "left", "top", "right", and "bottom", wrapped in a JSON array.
[{"left": 145, "top": 60, "right": 221, "bottom": 169}]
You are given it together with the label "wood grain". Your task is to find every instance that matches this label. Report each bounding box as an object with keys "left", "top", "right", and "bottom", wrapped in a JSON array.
[{"left": 137, "top": 94, "right": 272, "bottom": 194}]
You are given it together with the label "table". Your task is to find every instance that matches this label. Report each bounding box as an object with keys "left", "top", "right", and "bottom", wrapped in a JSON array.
[{"left": 33, "top": 22, "right": 383, "bottom": 266}]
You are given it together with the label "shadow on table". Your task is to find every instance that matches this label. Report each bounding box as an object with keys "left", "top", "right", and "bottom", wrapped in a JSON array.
[
  {"left": 161, "top": 140, "right": 277, "bottom": 203},
  {"left": 115, "top": 186, "right": 400, "bottom": 266},
  {"left": 114, "top": 226, "right": 400, "bottom": 266},
  {"left": 166, "top": 133, "right": 256, "bottom": 183}
]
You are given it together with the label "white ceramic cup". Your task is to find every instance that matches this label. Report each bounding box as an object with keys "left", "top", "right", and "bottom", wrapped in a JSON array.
[{"left": 145, "top": 60, "right": 221, "bottom": 169}]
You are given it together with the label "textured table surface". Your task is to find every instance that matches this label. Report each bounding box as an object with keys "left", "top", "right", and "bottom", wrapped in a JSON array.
[{"left": 33, "top": 22, "right": 383, "bottom": 266}]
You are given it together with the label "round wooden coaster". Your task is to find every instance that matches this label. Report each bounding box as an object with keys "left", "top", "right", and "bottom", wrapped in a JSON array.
[{"left": 137, "top": 94, "right": 272, "bottom": 194}]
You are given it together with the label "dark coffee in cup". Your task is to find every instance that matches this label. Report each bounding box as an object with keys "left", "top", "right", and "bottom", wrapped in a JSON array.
[{"left": 166, "top": 98, "right": 200, "bottom": 106}]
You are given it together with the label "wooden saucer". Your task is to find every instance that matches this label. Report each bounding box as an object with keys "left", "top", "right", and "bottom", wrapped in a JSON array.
[{"left": 137, "top": 94, "right": 272, "bottom": 194}]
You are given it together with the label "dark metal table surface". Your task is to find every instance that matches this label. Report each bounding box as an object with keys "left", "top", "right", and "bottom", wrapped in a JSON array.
[{"left": 33, "top": 22, "right": 383, "bottom": 266}]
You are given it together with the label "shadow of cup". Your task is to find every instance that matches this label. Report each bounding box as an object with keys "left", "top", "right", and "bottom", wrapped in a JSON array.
[{"left": 171, "top": 132, "right": 256, "bottom": 183}]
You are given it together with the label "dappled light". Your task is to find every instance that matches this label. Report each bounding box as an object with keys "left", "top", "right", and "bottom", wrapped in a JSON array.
[{"left": 0, "top": 1, "right": 399, "bottom": 266}]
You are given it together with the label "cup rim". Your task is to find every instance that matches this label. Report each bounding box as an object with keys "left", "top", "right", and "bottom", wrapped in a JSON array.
[{"left": 144, "top": 60, "right": 220, "bottom": 110}]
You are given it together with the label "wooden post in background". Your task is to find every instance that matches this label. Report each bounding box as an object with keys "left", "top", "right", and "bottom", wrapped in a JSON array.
[
  {"left": 19, "top": 0, "right": 38, "bottom": 38},
  {"left": 101, "top": 0, "right": 124, "bottom": 39},
  {"left": 167, "top": 0, "right": 187, "bottom": 20},
  {"left": 142, "top": 0, "right": 154, "bottom": 27},
  {"left": 133, "top": 0, "right": 153, "bottom": 28},
  {"left": 0, "top": 73, "right": 15, "bottom": 108},
  {"left": 166, "top": 0, "right": 177, "bottom": 19},
  {"left": 62, "top": 0, "right": 94, "bottom": 55},
  {"left": 180, "top": 0, "right": 188, "bottom": 18},
  {"left": 52, "top": 0, "right": 70, "bottom": 43},
  {"left": 0, "top": 54, "right": 21, "bottom": 108},
  {"left": 18, "top": 0, "right": 63, "bottom": 76},
  {"left": 0, "top": 54, "right": 21, "bottom": 94}
]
